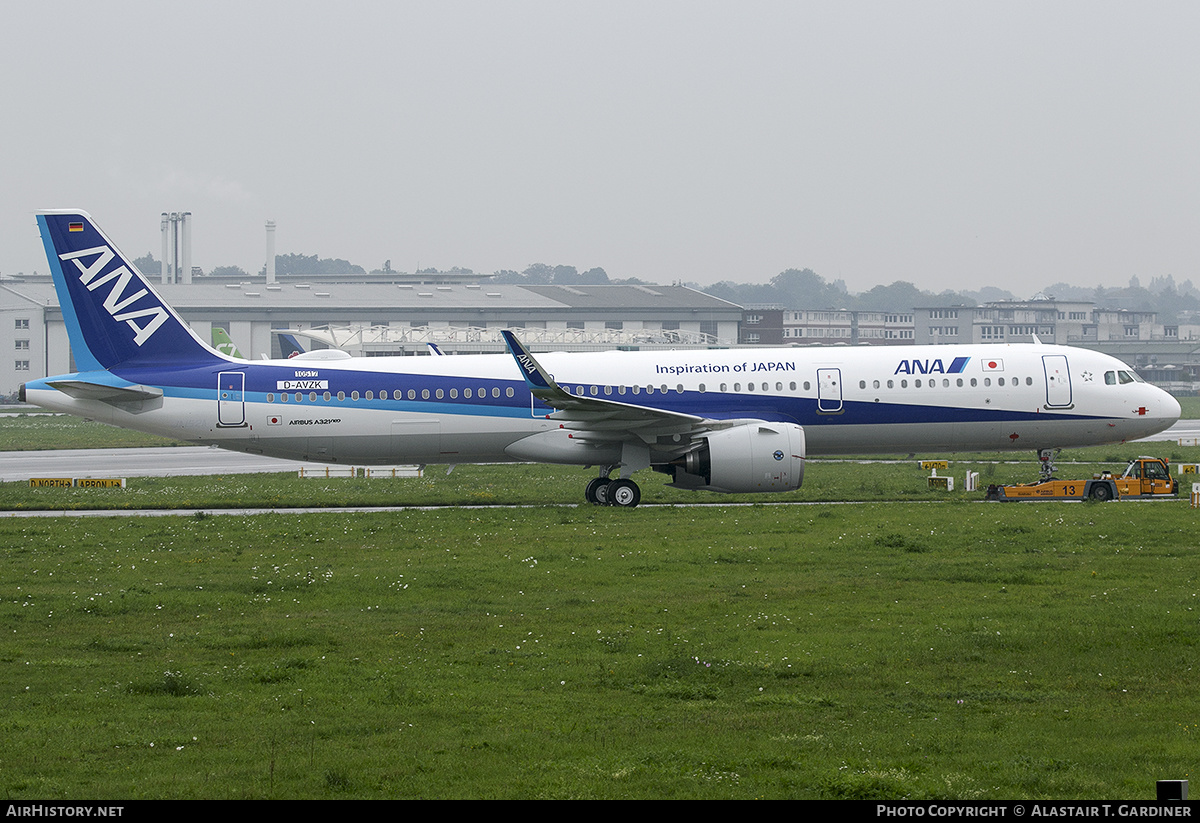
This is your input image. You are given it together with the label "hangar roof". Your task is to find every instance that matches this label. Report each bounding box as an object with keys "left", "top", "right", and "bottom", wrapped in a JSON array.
[{"left": 1, "top": 280, "right": 742, "bottom": 316}]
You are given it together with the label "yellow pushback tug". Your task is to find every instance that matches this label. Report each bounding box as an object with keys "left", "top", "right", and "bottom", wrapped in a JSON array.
[{"left": 985, "top": 456, "right": 1178, "bottom": 502}]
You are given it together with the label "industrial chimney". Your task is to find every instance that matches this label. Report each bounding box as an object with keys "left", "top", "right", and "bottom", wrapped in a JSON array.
[
  {"left": 159, "top": 212, "right": 192, "bottom": 284},
  {"left": 160, "top": 213, "right": 170, "bottom": 284},
  {"left": 180, "top": 212, "right": 192, "bottom": 285},
  {"left": 266, "top": 220, "right": 276, "bottom": 285}
]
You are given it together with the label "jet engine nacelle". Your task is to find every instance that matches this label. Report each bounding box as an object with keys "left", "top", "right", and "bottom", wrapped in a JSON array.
[{"left": 665, "top": 422, "right": 805, "bottom": 494}]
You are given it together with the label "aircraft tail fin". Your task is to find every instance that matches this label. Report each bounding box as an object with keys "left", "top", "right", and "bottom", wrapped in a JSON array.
[
  {"left": 36, "top": 210, "right": 222, "bottom": 371},
  {"left": 211, "top": 327, "right": 244, "bottom": 358},
  {"left": 276, "top": 332, "right": 306, "bottom": 358}
]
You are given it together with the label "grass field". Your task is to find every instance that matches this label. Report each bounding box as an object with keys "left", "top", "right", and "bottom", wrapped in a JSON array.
[
  {"left": 3, "top": 441, "right": 1200, "bottom": 510},
  {"left": 1176, "top": 396, "right": 1200, "bottom": 420},
  {"left": 2, "top": 414, "right": 1199, "bottom": 798},
  {"left": 2, "top": 502, "right": 1198, "bottom": 799},
  {"left": 0, "top": 412, "right": 183, "bottom": 451}
]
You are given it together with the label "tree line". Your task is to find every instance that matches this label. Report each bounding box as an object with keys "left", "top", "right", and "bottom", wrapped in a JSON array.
[{"left": 702, "top": 269, "right": 1200, "bottom": 324}]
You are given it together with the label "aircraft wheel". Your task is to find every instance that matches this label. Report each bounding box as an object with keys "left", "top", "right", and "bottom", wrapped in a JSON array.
[
  {"left": 585, "top": 477, "right": 610, "bottom": 505},
  {"left": 606, "top": 478, "right": 641, "bottom": 508}
]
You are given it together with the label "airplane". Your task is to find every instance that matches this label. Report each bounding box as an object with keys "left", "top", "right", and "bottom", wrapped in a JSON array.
[
  {"left": 211, "top": 327, "right": 243, "bottom": 358},
  {"left": 276, "top": 332, "right": 306, "bottom": 359},
  {"left": 19, "top": 210, "right": 1181, "bottom": 507},
  {"left": 214, "top": 326, "right": 312, "bottom": 362}
]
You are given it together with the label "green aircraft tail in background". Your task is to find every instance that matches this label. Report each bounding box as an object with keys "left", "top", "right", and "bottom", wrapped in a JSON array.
[{"left": 211, "top": 327, "right": 243, "bottom": 359}]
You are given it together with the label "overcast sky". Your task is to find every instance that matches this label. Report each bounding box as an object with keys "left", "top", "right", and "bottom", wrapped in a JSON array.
[{"left": 2, "top": 1, "right": 1198, "bottom": 296}]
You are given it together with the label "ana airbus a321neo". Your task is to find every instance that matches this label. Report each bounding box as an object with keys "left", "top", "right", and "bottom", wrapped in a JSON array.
[{"left": 20, "top": 210, "right": 1180, "bottom": 506}]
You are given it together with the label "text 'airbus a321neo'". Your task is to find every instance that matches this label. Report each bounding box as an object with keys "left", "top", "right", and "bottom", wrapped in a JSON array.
[{"left": 20, "top": 210, "right": 1181, "bottom": 506}]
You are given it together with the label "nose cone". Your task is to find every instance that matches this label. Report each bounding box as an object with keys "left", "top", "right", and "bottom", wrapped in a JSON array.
[{"left": 1139, "top": 385, "right": 1181, "bottom": 439}]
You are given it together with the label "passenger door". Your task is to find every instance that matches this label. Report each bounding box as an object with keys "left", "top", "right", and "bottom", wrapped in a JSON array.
[
  {"left": 217, "top": 371, "right": 246, "bottom": 427},
  {"left": 1042, "top": 355, "right": 1073, "bottom": 408},
  {"left": 817, "top": 368, "right": 843, "bottom": 414}
]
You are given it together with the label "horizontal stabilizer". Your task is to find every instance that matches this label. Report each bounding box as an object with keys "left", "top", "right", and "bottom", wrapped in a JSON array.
[{"left": 46, "top": 379, "right": 164, "bottom": 402}]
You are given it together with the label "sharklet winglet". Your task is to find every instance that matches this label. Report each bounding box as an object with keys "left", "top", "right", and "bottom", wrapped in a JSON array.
[{"left": 500, "top": 330, "right": 557, "bottom": 392}]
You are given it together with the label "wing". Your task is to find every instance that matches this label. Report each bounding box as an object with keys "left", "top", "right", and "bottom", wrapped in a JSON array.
[{"left": 500, "top": 330, "right": 745, "bottom": 451}]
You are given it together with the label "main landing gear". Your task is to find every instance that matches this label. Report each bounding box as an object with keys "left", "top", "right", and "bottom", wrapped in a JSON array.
[{"left": 584, "top": 473, "right": 642, "bottom": 508}]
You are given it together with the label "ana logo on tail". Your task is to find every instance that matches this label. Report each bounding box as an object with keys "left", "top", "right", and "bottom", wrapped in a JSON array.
[{"left": 58, "top": 246, "right": 170, "bottom": 346}]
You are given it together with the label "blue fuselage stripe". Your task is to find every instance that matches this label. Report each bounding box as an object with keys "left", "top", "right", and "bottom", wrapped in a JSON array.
[{"left": 107, "top": 362, "right": 1100, "bottom": 428}]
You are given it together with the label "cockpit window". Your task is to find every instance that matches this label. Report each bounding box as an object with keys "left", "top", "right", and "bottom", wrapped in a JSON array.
[
  {"left": 1105, "top": 371, "right": 1117, "bottom": 385},
  {"left": 1118, "top": 370, "right": 1135, "bottom": 384}
]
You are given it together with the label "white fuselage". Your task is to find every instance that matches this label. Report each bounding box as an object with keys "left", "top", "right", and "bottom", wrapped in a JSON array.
[{"left": 23, "top": 343, "right": 1181, "bottom": 466}]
